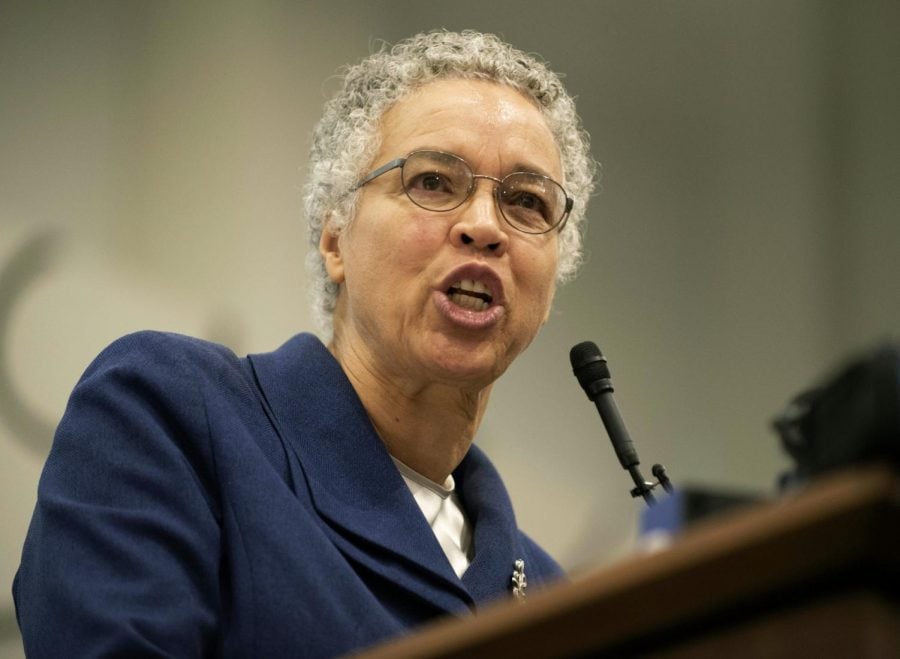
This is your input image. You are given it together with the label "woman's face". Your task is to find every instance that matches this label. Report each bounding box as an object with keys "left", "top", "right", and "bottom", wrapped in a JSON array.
[{"left": 322, "top": 78, "right": 562, "bottom": 391}]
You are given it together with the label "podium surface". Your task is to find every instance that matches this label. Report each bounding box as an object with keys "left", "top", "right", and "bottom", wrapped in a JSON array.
[{"left": 356, "top": 464, "right": 900, "bottom": 658}]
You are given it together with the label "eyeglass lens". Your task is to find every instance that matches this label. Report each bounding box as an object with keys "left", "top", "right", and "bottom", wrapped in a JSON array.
[{"left": 400, "top": 151, "right": 567, "bottom": 233}]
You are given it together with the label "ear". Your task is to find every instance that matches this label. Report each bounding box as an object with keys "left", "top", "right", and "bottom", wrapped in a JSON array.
[{"left": 319, "top": 216, "right": 345, "bottom": 284}]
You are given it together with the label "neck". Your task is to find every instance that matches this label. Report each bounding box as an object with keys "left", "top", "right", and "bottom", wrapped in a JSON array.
[{"left": 329, "top": 334, "right": 491, "bottom": 484}]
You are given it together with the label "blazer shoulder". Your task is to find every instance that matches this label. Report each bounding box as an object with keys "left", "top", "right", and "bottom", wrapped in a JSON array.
[
  {"left": 89, "top": 329, "right": 241, "bottom": 372},
  {"left": 79, "top": 330, "right": 253, "bottom": 398}
]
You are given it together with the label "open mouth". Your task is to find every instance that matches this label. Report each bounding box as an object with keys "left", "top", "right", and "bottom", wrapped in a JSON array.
[{"left": 447, "top": 279, "right": 493, "bottom": 311}]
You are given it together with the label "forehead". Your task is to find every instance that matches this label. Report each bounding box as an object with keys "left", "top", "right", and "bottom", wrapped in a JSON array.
[{"left": 375, "top": 79, "right": 563, "bottom": 180}]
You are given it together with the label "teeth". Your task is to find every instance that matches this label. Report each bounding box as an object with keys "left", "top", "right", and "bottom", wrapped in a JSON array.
[
  {"left": 449, "top": 292, "right": 489, "bottom": 311},
  {"left": 447, "top": 279, "right": 493, "bottom": 311},
  {"left": 460, "top": 279, "right": 489, "bottom": 295}
]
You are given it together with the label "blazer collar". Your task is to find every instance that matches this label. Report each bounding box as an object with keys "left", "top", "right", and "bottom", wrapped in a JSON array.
[{"left": 246, "top": 334, "right": 474, "bottom": 611}]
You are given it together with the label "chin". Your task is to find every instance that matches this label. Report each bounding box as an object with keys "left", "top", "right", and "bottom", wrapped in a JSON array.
[{"left": 421, "top": 338, "right": 510, "bottom": 388}]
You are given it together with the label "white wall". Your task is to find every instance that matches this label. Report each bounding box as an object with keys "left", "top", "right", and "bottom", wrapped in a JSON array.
[{"left": 2, "top": 1, "right": 898, "bottom": 654}]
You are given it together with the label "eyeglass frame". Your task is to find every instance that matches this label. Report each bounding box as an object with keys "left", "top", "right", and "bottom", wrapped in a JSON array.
[{"left": 353, "top": 150, "right": 574, "bottom": 235}]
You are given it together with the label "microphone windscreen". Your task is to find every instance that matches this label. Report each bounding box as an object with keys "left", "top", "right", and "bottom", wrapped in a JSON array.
[{"left": 569, "top": 341, "right": 612, "bottom": 396}]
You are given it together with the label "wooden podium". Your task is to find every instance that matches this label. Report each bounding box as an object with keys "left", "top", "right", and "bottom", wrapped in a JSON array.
[{"left": 356, "top": 464, "right": 900, "bottom": 658}]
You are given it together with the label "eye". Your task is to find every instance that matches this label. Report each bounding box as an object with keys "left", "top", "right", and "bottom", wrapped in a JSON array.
[
  {"left": 403, "top": 168, "right": 460, "bottom": 200},
  {"left": 510, "top": 191, "right": 544, "bottom": 211},
  {"left": 500, "top": 173, "right": 566, "bottom": 231},
  {"left": 505, "top": 190, "right": 550, "bottom": 223},
  {"left": 404, "top": 168, "right": 461, "bottom": 207},
  {"left": 414, "top": 172, "right": 450, "bottom": 192},
  {"left": 400, "top": 151, "right": 474, "bottom": 211}
]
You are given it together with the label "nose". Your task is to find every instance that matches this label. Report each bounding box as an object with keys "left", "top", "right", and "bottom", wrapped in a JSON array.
[{"left": 448, "top": 178, "right": 509, "bottom": 255}]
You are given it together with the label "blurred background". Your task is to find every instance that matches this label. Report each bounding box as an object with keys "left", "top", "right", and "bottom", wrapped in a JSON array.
[{"left": 1, "top": 1, "right": 898, "bottom": 655}]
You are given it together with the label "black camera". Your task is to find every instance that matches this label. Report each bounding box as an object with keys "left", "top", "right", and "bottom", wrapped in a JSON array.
[{"left": 774, "top": 343, "right": 900, "bottom": 484}]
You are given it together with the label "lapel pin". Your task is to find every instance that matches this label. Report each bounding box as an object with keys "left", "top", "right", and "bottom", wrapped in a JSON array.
[{"left": 511, "top": 559, "right": 527, "bottom": 602}]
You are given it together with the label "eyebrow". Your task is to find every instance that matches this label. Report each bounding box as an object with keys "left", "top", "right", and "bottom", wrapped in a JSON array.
[
  {"left": 508, "top": 161, "right": 557, "bottom": 180},
  {"left": 414, "top": 147, "right": 560, "bottom": 181}
]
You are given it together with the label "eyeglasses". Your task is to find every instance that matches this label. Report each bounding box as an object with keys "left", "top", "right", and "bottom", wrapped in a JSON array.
[{"left": 355, "top": 150, "right": 574, "bottom": 235}]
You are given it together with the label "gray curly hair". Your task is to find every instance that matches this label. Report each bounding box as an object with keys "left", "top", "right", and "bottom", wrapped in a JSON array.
[{"left": 304, "top": 30, "right": 596, "bottom": 335}]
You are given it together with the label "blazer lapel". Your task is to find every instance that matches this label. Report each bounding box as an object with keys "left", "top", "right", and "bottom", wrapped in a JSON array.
[
  {"left": 455, "top": 445, "right": 523, "bottom": 604},
  {"left": 247, "top": 334, "right": 471, "bottom": 613}
]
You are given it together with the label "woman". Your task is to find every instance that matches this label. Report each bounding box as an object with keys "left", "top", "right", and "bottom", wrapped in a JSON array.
[{"left": 15, "top": 30, "right": 595, "bottom": 657}]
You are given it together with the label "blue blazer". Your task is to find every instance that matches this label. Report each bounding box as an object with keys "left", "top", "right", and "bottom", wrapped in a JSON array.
[{"left": 15, "top": 332, "right": 562, "bottom": 657}]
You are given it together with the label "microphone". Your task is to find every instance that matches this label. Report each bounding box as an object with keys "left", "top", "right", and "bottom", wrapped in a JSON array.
[
  {"left": 570, "top": 342, "right": 639, "bottom": 469},
  {"left": 570, "top": 341, "right": 673, "bottom": 506}
]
